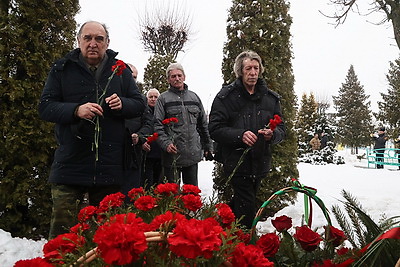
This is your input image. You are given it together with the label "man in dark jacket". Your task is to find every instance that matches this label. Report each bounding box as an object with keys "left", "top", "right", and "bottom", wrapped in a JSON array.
[
  {"left": 208, "top": 50, "right": 285, "bottom": 229},
  {"left": 154, "top": 63, "right": 213, "bottom": 186},
  {"left": 320, "top": 132, "right": 329, "bottom": 149},
  {"left": 139, "top": 89, "right": 163, "bottom": 189},
  {"left": 371, "top": 127, "right": 388, "bottom": 169},
  {"left": 39, "top": 21, "right": 145, "bottom": 239}
]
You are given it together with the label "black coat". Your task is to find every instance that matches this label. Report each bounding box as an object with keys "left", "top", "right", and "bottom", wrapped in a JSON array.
[
  {"left": 142, "top": 106, "right": 162, "bottom": 159},
  {"left": 39, "top": 49, "right": 146, "bottom": 186},
  {"left": 125, "top": 102, "right": 155, "bottom": 169},
  {"left": 373, "top": 133, "right": 387, "bottom": 151},
  {"left": 208, "top": 78, "right": 285, "bottom": 176}
]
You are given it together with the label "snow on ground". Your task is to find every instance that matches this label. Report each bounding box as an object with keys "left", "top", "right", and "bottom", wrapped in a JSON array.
[{"left": 1, "top": 148, "right": 399, "bottom": 266}]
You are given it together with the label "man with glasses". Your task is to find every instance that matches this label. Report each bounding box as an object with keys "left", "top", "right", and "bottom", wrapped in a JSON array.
[{"left": 39, "top": 21, "right": 145, "bottom": 239}]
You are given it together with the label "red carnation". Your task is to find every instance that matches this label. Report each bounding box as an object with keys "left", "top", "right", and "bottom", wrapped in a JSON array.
[
  {"left": 169, "top": 117, "right": 178, "bottom": 123},
  {"left": 181, "top": 194, "right": 202, "bottom": 211},
  {"left": 94, "top": 217, "right": 147, "bottom": 265},
  {"left": 128, "top": 187, "right": 145, "bottom": 200},
  {"left": 162, "top": 117, "right": 179, "bottom": 125},
  {"left": 97, "top": 192, "right": 126, "bottom": 213},
  {"left": 235, "top": 229, "right": 251, "bottom": 244},
  {"left": 325, "top": 225, "right": 346, "bottom": 247},
  {"left": 43, "top": 233, "right": 85, "bottom": 262},
  {"left": 168, "top": 217, "right": 223, "bottom": 259},
  {"left": 149, "top": 211, "right": 186, "bottom": 231},
  {"left": 78, "top": 205, "right": 97, "bottom": 222},
  {"left": 216, "top": 203, "right": 235, "bottom": 225},
  {"left": 134, "top": 195, "right": 156, "bottom": 211},
  {"left": 231, "top": 243, "right": 274, "bottom": 267},
  {"left": 14, "top": 257, "right": 53, "bottom": 267},
  {"left": 111, "top": 60, "right": 127, "bottom": 76},
  {"left": 155, "top": 183, "right": 179, "bottom": 195},
  {"left": 267, "top": 114, "right": 282, "bottom": 131},
  {"left": 108, "top": 213, "right": 147, "bottom": 226},
  {"left": 272, "top": 215, "right": 292, "bottom": 232},
  {"left": 70, "top": 222, "right": 90, "bottom": 234},
  {"left": 146, "top": 132, "right": 159, "bottom": 144},
  {"left": 256, "top": 233, "right": 280, "bottom": 258},
  {"left": 182, "top": 184, "right": 201, "bottom": 195},
  {"left": 293, "top": 225, "right": 322, "bottom": 252}
]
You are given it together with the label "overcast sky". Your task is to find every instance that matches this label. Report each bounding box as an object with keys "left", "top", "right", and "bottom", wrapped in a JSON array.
[{"left": 76, "top": 0, "right": 399, "bottom": 114}]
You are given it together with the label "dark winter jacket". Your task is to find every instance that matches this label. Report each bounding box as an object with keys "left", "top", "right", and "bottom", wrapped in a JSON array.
[
  {"left": 124, "top": 96, "right": 153, "bottom": 169},
  {"left": 208, "top": 78, "right": 285, "bottom": 176},
  {"left": 143, "top": 106, "right": 162, "bottom": 159},
  {"left": 320, "top": 135, "right": 328, "bottom": 148},
  {"left": 154, "top": 84, "right": 213, "bottom": 167},
  {"left": 125, "top": 102, "right": 159, "bottom": 169},
  {"left": 39, "top": 48, "right": 146, "bottom": 186},
  {"left": 372, "top": 133, "right": 387, "bottom": 151}
]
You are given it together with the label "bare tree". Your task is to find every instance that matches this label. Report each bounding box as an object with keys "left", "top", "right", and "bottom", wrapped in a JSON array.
[
  {"left": 138, "top": 1, "right": 192, "bottom": 60},
  {"left": 136, "top": 1, "right": 193, "bottom": 92},
  {"left": 315, "top": 93, "right": 331, "bottom": 115},
  {"left": 325, "top": 0, "right": 400, "bottom": 49}
]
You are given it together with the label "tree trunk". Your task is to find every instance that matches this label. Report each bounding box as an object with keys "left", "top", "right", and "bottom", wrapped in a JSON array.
[{"left": 391, "top": 5, "right": 400, "bottom": 50}]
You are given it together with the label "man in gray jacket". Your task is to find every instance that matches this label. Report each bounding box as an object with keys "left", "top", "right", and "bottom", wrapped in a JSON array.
[{"left": 154, "top": 63, "right": 213, "bottom": 185}]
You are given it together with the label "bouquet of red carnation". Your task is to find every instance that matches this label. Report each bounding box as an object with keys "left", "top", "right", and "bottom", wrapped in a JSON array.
[
  {"left": 266, "top": 114, "right": 283, "bottom": 131},
  {"left": 18, "top": 184, "right": 278, "bottom": 266}
]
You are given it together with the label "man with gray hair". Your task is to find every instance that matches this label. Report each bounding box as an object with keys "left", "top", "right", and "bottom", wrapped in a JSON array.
[
  {"left": 208, "top": 50, "right": 285, "bottom": 229},
  {"left": 154, "top": 63, "right": 213, "bottom": 185}
]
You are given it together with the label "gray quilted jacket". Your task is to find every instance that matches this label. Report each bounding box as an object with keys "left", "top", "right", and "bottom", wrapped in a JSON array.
[{"left": 154, "top": 84, "right": 212, "bottom": 167}]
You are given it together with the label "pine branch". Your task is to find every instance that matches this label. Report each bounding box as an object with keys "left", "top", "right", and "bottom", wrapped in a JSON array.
[
  {"left": 342, "top": 190, "right": 384, "bottom": 243},
  {"left": 331, "top": 204, "right": 357, "bottom": 248},
  {"left": 340, "top": 190, "right": 368, "bottom": 247}
]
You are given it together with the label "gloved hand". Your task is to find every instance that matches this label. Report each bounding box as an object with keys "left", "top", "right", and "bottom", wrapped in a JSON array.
[{"left": 204, "top": 150, "right": 214, "bottom": 161}]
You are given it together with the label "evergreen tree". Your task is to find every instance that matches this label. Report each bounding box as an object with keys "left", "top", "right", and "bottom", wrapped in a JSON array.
[
  {"left": 296, "top": 93, "right": 343, "bottom": 165},
  {"left": 215, "top": 0, "right": 298, "bottom": 217},
  {"left": 295, "top": 93, "right": 319, "bottom": 154},
  {"left": 0, "top": 0, "right": 79, "bottom": 239},
  {"left": 333, "top": 65, "right": 373, "bottom": 154},
  {"left": 315, "top": 96, "right": 335, "bottom": 137},
  {"left": 143, "top": 54, "right": 174, "bottom": 93},
  {"left": 376, "top": 58, "right": 400, "bottom": 137}
]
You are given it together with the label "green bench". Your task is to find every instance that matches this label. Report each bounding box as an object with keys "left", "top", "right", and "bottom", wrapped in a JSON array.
[{"left": 366, "top": 148, "right": 400, "bottom": 168}]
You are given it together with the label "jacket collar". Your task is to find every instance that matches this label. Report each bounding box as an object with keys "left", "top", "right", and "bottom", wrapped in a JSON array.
[
  {"left": 234, "top": 78, "right": 268, "bottom": 99},
  {"left": 168, "top": 83, "right": 188, "bottom": 94}
]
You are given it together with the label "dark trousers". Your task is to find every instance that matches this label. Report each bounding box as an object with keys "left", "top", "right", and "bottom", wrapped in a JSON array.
[
  {"left": 49, "top": 184, "right": 120, "bottom": 239},
  {"left": 376, "top": 152, "right": 384, "bottom": 169},
  {"left": 230, "top": 175, "right": 262, "bottom": 229},
  {"left": 121, "top": 168, "right": 141, "bottom": 195},
  {"left": 141, "top": 157, "right": 162, "bottom": 190},
  {"left": 163, "top": 163, "right": 198, "bottom": 186}
]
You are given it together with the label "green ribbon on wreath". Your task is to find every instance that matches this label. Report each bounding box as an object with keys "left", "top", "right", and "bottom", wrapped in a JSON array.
[{"left": 250, "top": 178, "right": 331, "bottom": 244}]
